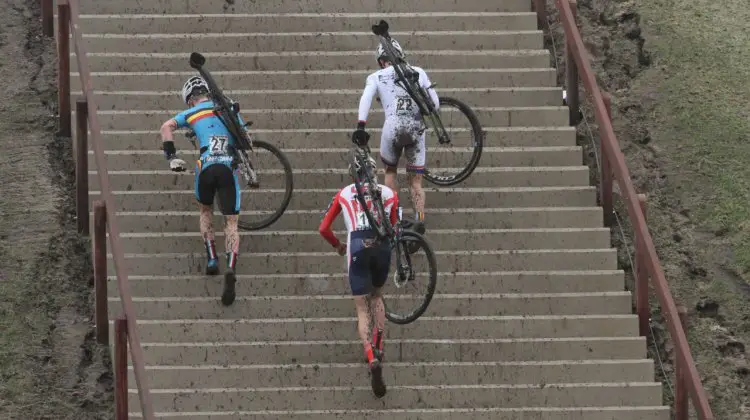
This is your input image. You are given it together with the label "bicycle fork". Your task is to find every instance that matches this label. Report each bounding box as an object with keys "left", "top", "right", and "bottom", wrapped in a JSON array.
[{"left": 236, "top": 150, "right": 260, "bottom": 189}]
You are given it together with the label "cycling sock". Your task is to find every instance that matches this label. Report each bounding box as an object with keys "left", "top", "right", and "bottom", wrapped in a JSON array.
[
  {"left": 416, "top": 211, "right": 424, "bottom": 221},
  {"left": 364, "top": 344, "right": 376, "bottom": 364},
  {"left": 226, "top": 252, "right": 238, "bottom": 271},
  {"left": 204, "top": 239, "right": 217, "bottom": 261},
  {"left": 372, "top": 328, "right": 384, "bottom": 352}
]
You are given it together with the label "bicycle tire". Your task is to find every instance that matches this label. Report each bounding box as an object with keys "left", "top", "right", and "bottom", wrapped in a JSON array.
[
  {"left": 384, "top": 230, "right": 437, "bottom": 325},
  {"left": 423, "top": 96, "right": 484, "bottom": 187},
  {"left": 237, "top": 139, "right": 294, "bottom": 231}
]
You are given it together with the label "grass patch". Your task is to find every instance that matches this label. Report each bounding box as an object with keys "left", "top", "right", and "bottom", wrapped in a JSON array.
[
  {"left": 629, "top": 1, "right": 750, "bottom": 417},
  {"left": 635, "top": 0, "right": 750, "bottom": 275}
]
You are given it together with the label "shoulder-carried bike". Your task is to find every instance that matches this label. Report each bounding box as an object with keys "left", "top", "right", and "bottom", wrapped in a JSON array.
[
  {"left": 351, "top": 145, "right": 437, "bottom": 325},
  {"left": 186, "top": 52, "right": 294, "bottom": 231},
  {"left": 372, "top": 20, "right": 484, "bottom": 186}
]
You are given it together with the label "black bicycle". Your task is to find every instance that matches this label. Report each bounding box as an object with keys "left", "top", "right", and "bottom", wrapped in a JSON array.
[
  {"left": 187, "top": 52, "right": 294, "bottom": 231},
  {"left": 351, "top": 145, "right": 437, "bottom": 325},
  {"left": 371, "top": 20, "right": 484, "bottom": 187}
]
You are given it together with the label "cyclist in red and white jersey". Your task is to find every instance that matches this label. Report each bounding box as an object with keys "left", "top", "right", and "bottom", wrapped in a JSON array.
[
  {"left": 352, "top": 38, "right": 439, "bottom": 235},
  {"left": 318, "top": 154, "right": 399, "bottom": 398}
]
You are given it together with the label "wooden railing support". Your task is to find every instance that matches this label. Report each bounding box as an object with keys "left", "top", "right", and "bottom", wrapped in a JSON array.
[
  {"left": 76, "top": 98, "right": 89, "bottom": 236},
  {"left": 532, "top": 0, "right": 547, "bottom": 30},
  {"left": 65, "top": 1, "right": 156, "bottom": 416},
  {"left": 675, "top": 306, "right": 690, "bottom": 420},
  {"left": 56, "top": 1, "right": 71, "bottom": 138},
  {"left": 115, "top": 317, "right": 129, "bottom": 420},
  {"left": 599, "top": 91, "right": 614, "bottom": 226},
  {"left": 41, "top": 0, "right": 53, "bottom": 37},
  {"left": 635, "top": 194, "right": 650, "bottom": 336},
  {"left": 93, "top": 200, "right": 108, "bottom": 345},
  {"left": 555, "top": 1, "right": 714, "bottom": 417},
  {"left": 55, "top": 1, "right": 156, "bottom": 418},
  {"left": 565, "top": 0, "right": 580, "bottom": 125}
]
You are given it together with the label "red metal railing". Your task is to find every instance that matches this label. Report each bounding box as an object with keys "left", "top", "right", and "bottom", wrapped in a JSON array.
[
  {"left": 42, "top": 0, "right": 155, "bottom": 418},
  {"left": 537, "top": 0, "right": 715, "bottom": 418}
]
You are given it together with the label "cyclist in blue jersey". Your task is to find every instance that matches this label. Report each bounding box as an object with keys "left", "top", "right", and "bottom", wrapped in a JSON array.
[{"left": 159, "top": 76, "right": 244, "bottom": 306}]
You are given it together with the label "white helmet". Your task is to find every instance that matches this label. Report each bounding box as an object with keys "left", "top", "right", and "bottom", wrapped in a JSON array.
[
  {"left": 349, "top": 154, "right": 377, "bottom": 181},
  {"left": 181, "top": 76, "right": 210, "bottom": 104},
  {"left": 375, "top": 38, "right": 404, "bottom": 64}
]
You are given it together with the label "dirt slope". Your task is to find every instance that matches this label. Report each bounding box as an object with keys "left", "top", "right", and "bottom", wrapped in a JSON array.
[
  {"left": 0, "top": 1, "right": 113, "bottom": 418},
  {"left": 544, "top": 0, "right": 750, "bottom": 417}
]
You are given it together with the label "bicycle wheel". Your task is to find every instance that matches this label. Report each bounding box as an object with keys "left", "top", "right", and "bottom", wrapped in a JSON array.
[
  {"left": 237, "top": 140, "right": 294, "bottom": 231},
  {"left": 384, "top": 230, "right": 437, "bottom": 325},
  {"left": 423, "top": 96, "right": 484, "bottom": 187}
]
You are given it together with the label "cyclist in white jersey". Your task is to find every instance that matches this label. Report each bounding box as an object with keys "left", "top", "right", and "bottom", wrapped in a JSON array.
[
  {"left": 352, "top": 38, "right": 439, "bottom": 234},
  {"left": 318, "top": 155, "right": 399, "bottom": 398}
]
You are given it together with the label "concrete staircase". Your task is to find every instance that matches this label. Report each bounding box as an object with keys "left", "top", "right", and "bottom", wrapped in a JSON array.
[{"left": 75, "top": 0, "right": 669, "bottom": 418}]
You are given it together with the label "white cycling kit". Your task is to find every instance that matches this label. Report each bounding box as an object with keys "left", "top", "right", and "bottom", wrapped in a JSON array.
[{"left": 357, "top": 66, "right": 440, "bottom": 174}]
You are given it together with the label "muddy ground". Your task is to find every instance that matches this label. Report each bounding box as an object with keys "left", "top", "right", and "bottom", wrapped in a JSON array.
[
  {"left": 544, "top": 0, "right": 750, "bottom": 417},
  {"left": 0, "top": 0, "right": 113, "bottom": 418}
]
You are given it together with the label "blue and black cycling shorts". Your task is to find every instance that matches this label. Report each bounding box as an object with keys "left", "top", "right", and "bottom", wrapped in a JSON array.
[
  {"left": 194, "top": 162, "right": 240, "bottom": 215},
  {"left": 348, "top": 230, "right": 392, "bottom": 296}
]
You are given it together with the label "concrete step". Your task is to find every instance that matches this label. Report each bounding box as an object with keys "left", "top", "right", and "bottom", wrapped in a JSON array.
[
  {"left": 113, "top": 228, "right": 611, "bottom": 253},
  {"left": 79, "top": 31, "right": 543, "bottom": 53},
  {"left": 109, "top": 270, "right": 625, "bottom": 298},
  {"left": 75, "top": 13, "right": 539, "bottom": 34},
  {"left": 116, "top": 314, "right": 637, "bottom": 342},
  {"left": 88, "top": 147, "right": 583, "bottom": 172},
  {"left": 90, "top": 187, "right": 597, "bottom": 212},
  {"left": 78, "top": 106, "right": 568, "bottom": 130},
  {"left": 128, "top": 407, "right": 669, "bottom": 420},
  {"left": 127, "top": 382, "right": 662, "bottom": 412},
  {"left": 78, "top": 0, "right": 534, "bottom": 14},
  {"left": 75, "top": 50, "right": 552, "bottom": 73},
  {"left": 136, "top": 337, "right": 646, "bottom": 365},
  {"left": 130, "top": 360, "right": 654, "bottom": 389},
  {"left": 90, "top": 167, "right": 590, "bottom": 190},
  {"left": 71, "top": 68, "right": 557, "bottom": 91},
  {"left": 112, "top": 292, "right": 631, "bottom": 320},
  {"left": 107, "top": 249, "right": 616, "bottom": 275},
  {"left": 83, "top": 87, "right": 563, "bottom": 110},
  {"left": 88, "top": 127, "right": 576, "bottom": 150},
  {"left": 98, "top": 207, "right": 605, "bottom": 233}
]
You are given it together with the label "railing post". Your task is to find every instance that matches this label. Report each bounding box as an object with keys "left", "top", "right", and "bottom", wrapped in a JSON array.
[
  {"left": 635, "top": 194, "right": 650, "bottom": 336},
  {"left": 674, "top": 306, "right": 689, "bottom": 420},
  {"left": 93, "top": 201, "right": 108, "bottom": 345},
  {"left": 599, "top": 91, "right": 614, "bottom": 226},
  {"left": 41, "top": 0, "right": 53, "bottom": 37},
  {"left": 565, "top": 0, "right": 580, "bottom": 126},
  {"left": 76, "top": 98, "right": 89, "bottom": 236},
  {"left": 56, "top": 1, "right": 71, "bottom": 138},
  {"left": 532, "top": 0, "right": 547, "bottom": 31},
  {"left": 115, "top": 317, "right": 129, "bottom": 420}
]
